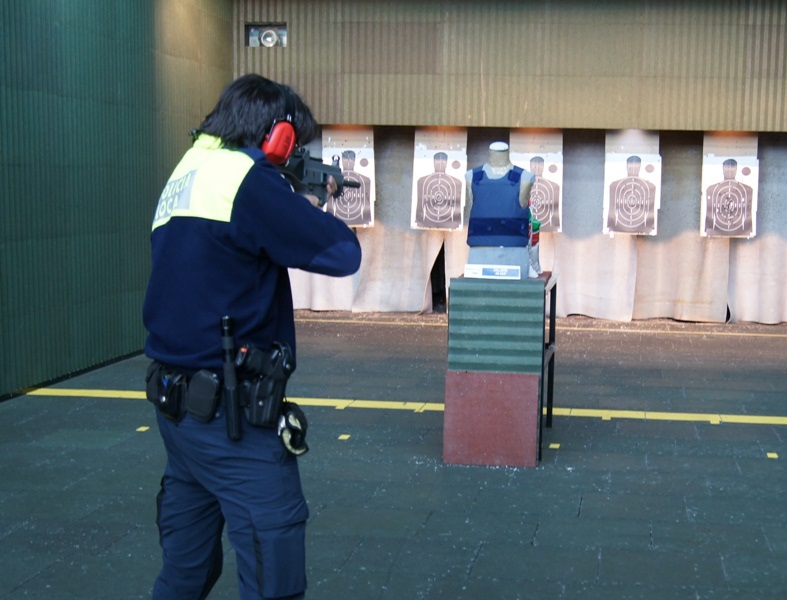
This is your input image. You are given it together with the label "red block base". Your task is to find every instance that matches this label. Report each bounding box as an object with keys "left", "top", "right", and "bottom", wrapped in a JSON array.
[{"left": 443, "top": 370, "right": 540, "bottom": 468}]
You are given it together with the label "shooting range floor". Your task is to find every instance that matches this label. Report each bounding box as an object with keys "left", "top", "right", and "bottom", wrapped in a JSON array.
[{"left": 2, "top": 312, "right": 786, "bottom": 599}]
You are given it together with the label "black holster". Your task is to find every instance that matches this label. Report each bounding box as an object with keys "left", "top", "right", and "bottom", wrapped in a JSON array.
[{"left": 236, "top": 342, "right": 294, "bottom": 428}]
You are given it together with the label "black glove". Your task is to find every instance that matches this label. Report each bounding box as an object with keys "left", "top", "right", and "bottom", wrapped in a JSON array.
[{"left": 278, "top": 402, "right": 309, "bottom": 456}]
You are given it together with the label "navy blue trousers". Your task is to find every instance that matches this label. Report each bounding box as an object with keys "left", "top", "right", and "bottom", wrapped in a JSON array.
[{"left": 152, "top": 407, "right": 308, "bottom": 600}]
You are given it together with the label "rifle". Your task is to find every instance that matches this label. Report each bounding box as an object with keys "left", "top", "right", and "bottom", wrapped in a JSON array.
[{"left": 277, "top": 148, "right": 361, "bottom": 207}]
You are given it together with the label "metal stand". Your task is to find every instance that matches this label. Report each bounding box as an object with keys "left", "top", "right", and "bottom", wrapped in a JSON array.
[{"left": 538, "top": 274, "right": 557, "bottom": 460}]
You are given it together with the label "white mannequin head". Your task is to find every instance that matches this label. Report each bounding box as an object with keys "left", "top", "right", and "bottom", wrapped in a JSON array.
[{"left": 487, "top": 141, "right": 511, "bottom": 170}]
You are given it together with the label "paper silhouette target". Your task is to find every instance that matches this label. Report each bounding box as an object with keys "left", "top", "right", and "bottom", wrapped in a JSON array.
[
  {"left": 524, "top": 155, "right": 562, "bottom": 232},
  {"left": 701, "top": 157, "right": 758, "bottom": 238},
  {"left": 322, "top": 144, "right": 375, "bottom": 227},
  {"left": 411, "top": 137, "right": 467, "bottom": 230},
  {"left": 331, "top": 151, "right": 371, "bottom": 224},
  {"left": 603, "top": 154, "right": 661, "bottom": 236},
  {"left": 415, "top": 152, "right": 463, "bottom": 227}
]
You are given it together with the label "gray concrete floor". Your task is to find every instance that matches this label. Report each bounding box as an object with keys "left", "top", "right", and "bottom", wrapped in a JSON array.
[{"left": 1, "top": 313, "right": 786, "bottom": 599}]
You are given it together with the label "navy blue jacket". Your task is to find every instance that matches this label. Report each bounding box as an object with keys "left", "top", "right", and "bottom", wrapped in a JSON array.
[{"left": 143, "top": 135, "right": 362, "bottom": 370}]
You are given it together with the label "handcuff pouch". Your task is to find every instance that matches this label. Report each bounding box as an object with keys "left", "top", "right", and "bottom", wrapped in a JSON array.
[{"left": 185, "top": 369, "right": 220, "bottom": 423}]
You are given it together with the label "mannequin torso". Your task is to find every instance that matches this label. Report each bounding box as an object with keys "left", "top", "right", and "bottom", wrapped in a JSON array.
[
  {"left": 464, "top": 142, "right": 539, "bottom": 278},
  {"left": 465, "top": 141, "right": 534, "bottom": 210}
]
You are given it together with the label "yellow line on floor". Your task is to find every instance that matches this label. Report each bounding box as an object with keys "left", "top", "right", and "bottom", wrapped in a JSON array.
[
  {"left": 557, "top": 326, "right": 787, "bottom": 339},
  {"left": 24, "top": 388, "right": 787, "bottom": 426},
  {"left": 297, "top": 318, "right": 447, "bottom": 328},
  {"left": 552, "top": 407, "right": 787, "bottom": 426},
  {"left": 26, "top": 389, "right": 146, "bottom": 399}
]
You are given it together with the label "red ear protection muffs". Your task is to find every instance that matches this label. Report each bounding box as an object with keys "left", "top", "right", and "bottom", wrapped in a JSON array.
[
  {"left": 262, "top": 85, "right": 297, "bottom": 165},
  {"left": 261, "top": 117, "right": 296, "bottom": 165}
]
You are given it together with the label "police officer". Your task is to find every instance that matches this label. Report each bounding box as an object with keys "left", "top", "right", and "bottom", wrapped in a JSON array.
[{"left": 143, "top": 74, "right": 362, "bottom": 599}]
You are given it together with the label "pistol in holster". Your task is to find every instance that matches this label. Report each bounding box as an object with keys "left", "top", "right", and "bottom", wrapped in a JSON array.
[{"left": 235, "top": 341, "right": 295, "bottom": 427}]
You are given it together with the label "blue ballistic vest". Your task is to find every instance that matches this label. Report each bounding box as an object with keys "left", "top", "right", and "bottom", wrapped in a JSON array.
[{"left": 467, "top": 166, "right": 531, "bottom": 247}]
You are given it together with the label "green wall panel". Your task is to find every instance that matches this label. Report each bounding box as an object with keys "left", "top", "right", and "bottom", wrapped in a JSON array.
[{"left": 1, "top": 0, "right": 233, "bottom": 397}]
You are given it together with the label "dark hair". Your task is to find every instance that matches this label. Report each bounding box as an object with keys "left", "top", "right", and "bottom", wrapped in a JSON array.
[{"left": 197, "top": 74, "right": 318, "bottom": 149}]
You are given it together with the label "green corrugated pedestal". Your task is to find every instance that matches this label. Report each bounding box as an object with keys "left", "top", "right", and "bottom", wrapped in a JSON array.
[{"left": 443, "top": 275, "right": 549, "bottom": 468}]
